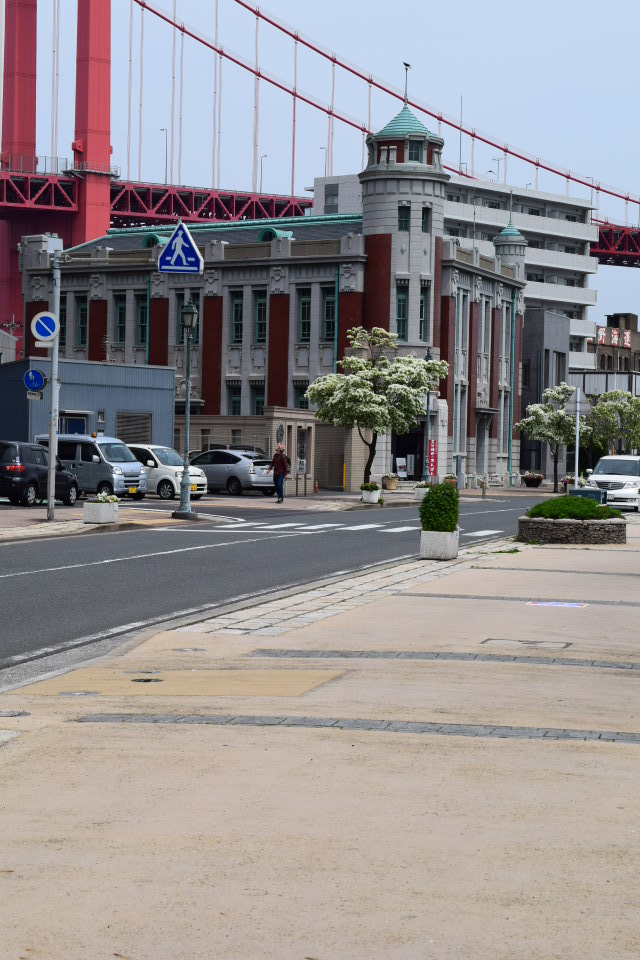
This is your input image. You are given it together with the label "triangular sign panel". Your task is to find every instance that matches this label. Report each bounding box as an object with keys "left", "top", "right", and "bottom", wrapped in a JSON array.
[{"left": 157, "top": 221, "right": 204, "bottom": 275}]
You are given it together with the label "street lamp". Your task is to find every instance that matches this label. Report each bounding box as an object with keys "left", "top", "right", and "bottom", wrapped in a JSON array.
[
  {"left": 172, "top": 299, "right": 199, "bottom": 520},
  {"left": 160, "top": 128, "right": 168, "bottom": 184},
  {"left": 259, "top": 153, "right": 267, "bottom": 193}
]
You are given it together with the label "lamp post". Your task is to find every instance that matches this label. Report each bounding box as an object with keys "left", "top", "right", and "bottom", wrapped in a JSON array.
[
  {"left": 172, "top": 299, "right": 198, "bottom": 520},
  {"left": 160, "top": 128, "right": 168, "bottom": 184},
  {"left": 259, "top": 153, "right": 267, "bottom": 193},
  {"left": 423, "top": 348, "right": 433, "bottom": 482}
]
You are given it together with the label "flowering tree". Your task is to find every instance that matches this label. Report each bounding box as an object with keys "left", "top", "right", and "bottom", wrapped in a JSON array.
[
  {"left": 306, "top": 326, "right": 448, "bottom": 483},
  {"left": 515, "top": 382, "right": 589, "bottom": 493},
  {"left": 586, "top": 390, "right": 640, "bottom": 454}
]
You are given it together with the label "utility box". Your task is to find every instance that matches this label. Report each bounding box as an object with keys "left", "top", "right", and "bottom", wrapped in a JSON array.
[{"left": 569, "top": 488, "right": 606, "bottom": 504}]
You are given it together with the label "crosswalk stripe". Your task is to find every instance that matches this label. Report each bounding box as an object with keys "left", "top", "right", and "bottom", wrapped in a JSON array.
[
  {"left": 340, "top": 523, "right": 385, "bottom": 531},
  {"left": 462, "top": 529, "right": 502, "bottom": 537},
  {"left": 380, "top": 525, "right": 420, "bottom": 532}
]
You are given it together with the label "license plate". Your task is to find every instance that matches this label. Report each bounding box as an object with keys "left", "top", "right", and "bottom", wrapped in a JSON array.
[
  {"left": 190, "top": 484, "right": 197, "bottom": 491},
  {"left": 128, "top": 487, "right": 136, "bottom": 494}
]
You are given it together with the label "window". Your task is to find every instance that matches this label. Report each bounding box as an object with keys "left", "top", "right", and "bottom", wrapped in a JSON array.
[
  {"left": 565, "top": 213, "right": 578, "bottom": 222},
  {"left": 398, "top": 205, "right": 410, "bottom": 231},
  {"left": 76, "top": 295, "right": 87, "bottom": 347},
  {"left": 554, "top": 352, "right": 566, "bottom": 384},
  {"left": 528, "top": 208, "right": 541, "bottom": 216},
  {"left": 527, "top": 240, "right": 542, "bottom": 249},
  {"left": 408, "top": 141, "right": 422, "bottom": 162},
  {"left": 487, "top": 200, "right": 502, "bottom": 210},
  {"left": 251, "top": 384, "right": 265, "bottom": 416},
  {"left": 396, "top": 287, "right": 408, "bottom": 341},
  {"left": 526, "top": 273, "right": 544, "bottom": 283},
  {"left": 228, "top": 385, "right": 241, "bottom": 415},
  {"left": 324, "top": 183, "right": 338, "bottom": 212},
  {"left": 254, "top": 291, "right": 267, "bottom": 344},
  {"left": 114, "top": 293, "right": 126, "bottom": 345},
  {"left": 135, "top": 293, "right": 148, "bottom": 347},
  {"left": 59, "top": 296, "right": 67, "bottom": 348},
  {"left": 230, "top": 291, "right": 244, "bottom": 343},
  {"left": 294, "top": 385, "right": 309, "bottom": 409},
  {"left": 200, "top": 429, "right": 211, "bottom": 451},
  {"left": 421, "top": 207, "right": 430, "bottom": 233},
  {"left": 419, "top": 285, "right": 429, "bottom": 341},
  {"left": 447, "top": 193, "right": 462, "bottom": 202},
  {"left": 176, "top": 291, "right": 200, "bottom": 344},
  {"left": 322, "top": 289, "right": 335, "bottom": 342},
  {"left": 298, "top": 288, "right": 311, "bottom": 342},
  {"left": 522, "top": 359, "right": 530, "bottom": 388}
]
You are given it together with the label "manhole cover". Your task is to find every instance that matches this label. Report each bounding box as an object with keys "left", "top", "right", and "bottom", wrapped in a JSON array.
[
  {"left": 0, "top": 711, "right": 29, "bottom": 717},
  {"left": 59, "top": 691, "right": 99, "bottom": 697},
  {"left": 482, "top": 638, "right": 572, "bottom": 650},
  {"left": 124, "top": 670, "right": 160, "bottom": 675},
  {"left": 130, "top": 678, "right": 163, "bottom": 683}
]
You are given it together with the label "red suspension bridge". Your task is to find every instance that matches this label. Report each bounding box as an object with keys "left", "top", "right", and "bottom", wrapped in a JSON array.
[{"left": 0, "top": 0, "right": 639, "bottom": 348}]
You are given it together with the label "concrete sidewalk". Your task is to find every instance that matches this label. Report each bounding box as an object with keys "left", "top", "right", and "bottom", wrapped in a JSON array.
[{"left": 1, "top": 512, "right": 639, "bottom": 958}]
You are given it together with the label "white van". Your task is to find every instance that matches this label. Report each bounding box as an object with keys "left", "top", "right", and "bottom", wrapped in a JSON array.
[
  {"left": 36, "top": 434, "right": 147, "bottom": 499},
  {"left": 585, "top": 455, "right": 640, "bottom": 511},
  {"left": 128, "top": 443, "right": 207, "bottom": 500}
]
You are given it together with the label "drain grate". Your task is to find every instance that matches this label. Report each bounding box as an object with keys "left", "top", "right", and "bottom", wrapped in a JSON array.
[
  {"left": 130, "top": 678, "right": 163, "bottom": 683},
  {"left": 59, "top": 691, "right": 98, "bottom": 697},
  {"left": 0, "top": 711, "right": 30, "bottom": 717},
  {"left": 173, "top": 648, "right": 206, "bottom": 653}
]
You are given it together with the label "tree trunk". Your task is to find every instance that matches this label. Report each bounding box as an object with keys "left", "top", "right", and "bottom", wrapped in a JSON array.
[{"left": 363, "top": 430, "right": 378, "bottom": 483}]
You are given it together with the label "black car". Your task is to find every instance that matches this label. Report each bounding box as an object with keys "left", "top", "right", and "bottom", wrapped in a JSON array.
[{"left": 0, "top": 441, "right": 79, "bottom": 506}]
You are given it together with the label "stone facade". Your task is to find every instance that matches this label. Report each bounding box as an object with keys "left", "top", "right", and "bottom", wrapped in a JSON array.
[{"left": 517, "top": 517, "right": 626, "bottom": 545}]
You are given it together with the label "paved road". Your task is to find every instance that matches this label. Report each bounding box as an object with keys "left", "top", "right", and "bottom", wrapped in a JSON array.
[{"left": 0, "top": 496, "right": 542, "bottom": 671}]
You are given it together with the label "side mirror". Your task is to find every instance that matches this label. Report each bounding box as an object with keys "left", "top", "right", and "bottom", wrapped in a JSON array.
[
  {"left": 92, "top": 454, "right": 100, "bottom": 463},
  {"left": 147, "top": 460, "right": 155, "bottom": 468},
  {"left": 586, "top": 468, "right": 593, "bottom": 476}
]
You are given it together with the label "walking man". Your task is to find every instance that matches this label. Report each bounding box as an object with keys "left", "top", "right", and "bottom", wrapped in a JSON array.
[{"left": 268, "top": 442, "right": 289, "bottom": 503}]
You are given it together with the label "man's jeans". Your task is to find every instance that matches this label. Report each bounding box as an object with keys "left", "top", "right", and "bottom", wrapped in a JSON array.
[{"left": 274, "top": 473, "right": 284, "bottom": 500}]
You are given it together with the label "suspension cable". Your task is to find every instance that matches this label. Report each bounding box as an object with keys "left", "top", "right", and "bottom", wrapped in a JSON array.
[
  {"left": 137, "top": 4, "right": 144, "bottom": 181},
  {"left": 126, "top": 0, "right": 133, "bottom": 179},
  {"left": 50, "top": 0, "right": 60, "bottom": 162},
  {"left": 170, "top": 0, "right": 176, "bottom": 184},
  {"left": 211, "top": 0, "right": 219, "bottom": 187},
  {"left": 177, "top": 25, "right": 184, "bottom": 184}
]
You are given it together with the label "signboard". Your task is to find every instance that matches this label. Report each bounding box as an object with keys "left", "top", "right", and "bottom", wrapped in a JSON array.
[
  {"left": 597, "top": 326, "right": 632, "bottom": 348},
  {"left": 26, "top": 390, "right": 43, "bottom": 401},
  {"left": 157, "top": 221, "right": 204, "bottom": 274},
  {"left": 396, "top": 457, "right": 407, "bottom": 479},
  {"left": 30, "top": 311, "right": 59, "bottom": 342},
  {"left": 23, "top": 368, "right": 46, "bottom": 391},
  {"left": 427, "top": 439, "right": 438, "bottom": 477}
]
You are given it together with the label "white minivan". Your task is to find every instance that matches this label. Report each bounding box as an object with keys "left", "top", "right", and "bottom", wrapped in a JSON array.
[{"left": 586, "top": 455, "right": 640, "bottom": 511}]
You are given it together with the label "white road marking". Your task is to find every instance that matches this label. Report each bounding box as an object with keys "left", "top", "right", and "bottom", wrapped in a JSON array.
[
  {"left": 380, "top": 525, "right": 420, "bottom": 532},
  {"left": 340, "top": 523, "right": 385, "bottom": 530},
  {"left": 462, "top": 528, "right": 503, "bottom": 538}
]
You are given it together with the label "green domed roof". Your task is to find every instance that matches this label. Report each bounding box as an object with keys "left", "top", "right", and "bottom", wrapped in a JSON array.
[
  {"left": 494, "top": 217, "right": 525, "bottom": 242},
  {"left": 375, "top": 104, "right": 432, "bottom": 140}
]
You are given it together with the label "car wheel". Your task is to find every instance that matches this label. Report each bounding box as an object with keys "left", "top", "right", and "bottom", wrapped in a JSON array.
[
  {"left": 262, "top": 488, "right": 276, "bottom": 496},
  {"left": 22, "top": 483, "right": 38, "bottom": 507},
  {"left": 157, "top": 479, "right": 175, "bottom": 500},
  {"left": 63, "top": 484, "right": 78, "bottom": 506},
  {"left": 227, "top": 476, "right": 243, "bottom": 496},
  {"left": 97, "top": 482, "right": 113, "bottom": 496}
]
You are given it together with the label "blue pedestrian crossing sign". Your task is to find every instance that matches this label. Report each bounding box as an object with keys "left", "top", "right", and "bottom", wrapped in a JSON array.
[
  {"left": 157, "top": 220, "right": 203, "bottom": 275},
  {"left": 30, "top": 311, "right": 59, "bottom": 342}
]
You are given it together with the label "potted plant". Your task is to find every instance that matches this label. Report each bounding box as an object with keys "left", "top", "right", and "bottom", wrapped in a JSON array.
[
  {"left": 382, "top": 472, "right": 399, "bottom": 491},
  {"left": 443, "top": 473, "right": 458, "bottom": 488},
  {"left": 561, "top": 473, "right": 586, "bottom": 492},
  {"left": 360, "top": 481, "right": 381, "bottom": 504},
  {"left": 83, "top": 490, "right": 120, "bottom": 524},
  {"left": 522, "top": 470, "right": 543, "bottom": 488},
  {"left": 414, "top": 480, "right": 430, "bottom": 500},
  {"left": 418, "top": 482, "right": 459, "bottom": 560}
]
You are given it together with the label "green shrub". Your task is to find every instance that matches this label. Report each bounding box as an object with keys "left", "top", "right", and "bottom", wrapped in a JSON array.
[
  {"left": 360, "top": 482, "right": 380, "bottom": 492},
  {"left": 419, "top": 482, "right": 459, "bottom": 532},
  {"left": 527, "top": 496, "right": 621, "bottom": 521}
]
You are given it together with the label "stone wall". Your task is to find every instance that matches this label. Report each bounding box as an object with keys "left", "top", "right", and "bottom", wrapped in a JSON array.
[{"left": 518, "top": 517, "right": 626, "bottom": 545}]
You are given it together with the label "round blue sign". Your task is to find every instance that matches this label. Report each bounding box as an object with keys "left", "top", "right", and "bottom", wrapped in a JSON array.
[
  {"left": 30, "top": 311, "right": 59, "bottom": 342},
  {"left": 24, "top": 368, "right": 46, "bottom": 391}
]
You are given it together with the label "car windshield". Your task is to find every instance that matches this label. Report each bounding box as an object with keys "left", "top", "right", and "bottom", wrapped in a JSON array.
[
  {"left": 153, "top": 447, "right": 184, "bottom": 467},
  {"left": 593, "top": 458, "right": 640, "bottom": 477},
  {"left": 98, "top": 442, "right": 136, "bottom": 463}
]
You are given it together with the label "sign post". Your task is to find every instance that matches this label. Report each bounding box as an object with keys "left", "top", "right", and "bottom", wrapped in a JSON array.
[
  {"left": 31, "top": 260, "right": 61, "bottom": 521},
  {"left": 564, "top": 387, "right": 591, "bottom": 489}
]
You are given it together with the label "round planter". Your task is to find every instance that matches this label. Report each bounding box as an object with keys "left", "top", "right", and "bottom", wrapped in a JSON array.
[
  {"left": 419, "top": 527, "right": 459, "bottom": 560},
  {"left": 83, "top": 501, "right": 119, "bottom": 524},
  {"left": 382, "top": 477, "right": 398, "bottom": 491},
  {"left": 414, "top": 487, "right": 429, "bottom": 500},
  {"left": 361, "top": 489, "right": 381, "bottom": 504},
  {"left": 523, "top": 477, "right": 542, "bottom": 488}
]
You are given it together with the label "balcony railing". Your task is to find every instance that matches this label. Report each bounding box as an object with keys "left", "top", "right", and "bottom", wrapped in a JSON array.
[{"left": 0, "top": 153, "right": 120, "bottom": 178}]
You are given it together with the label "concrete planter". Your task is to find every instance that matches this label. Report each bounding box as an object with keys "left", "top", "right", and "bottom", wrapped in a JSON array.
[
  {"left": 83, "top": 501, "right": 119, "bottom": 525},
  {"left": 419, "top": 527, "right": 459, "bottom": 560},
  {"left": 414, "top": 487, "right": 429, "bottom": 500},
  {"left": 361, "top": 489, "right": 381, "bottom": 504},
  {"left": 517, "top": 516, "right": 626, "bottom": 545}
]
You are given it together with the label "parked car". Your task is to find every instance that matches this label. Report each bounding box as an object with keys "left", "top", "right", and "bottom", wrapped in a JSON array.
[
  {"left": 129, "top": 443, "right": 207, "bottom": 500},
  {"left": 586, "top": 455, "right": 640, "bottom": 511},
  {"left": 190, "top": 449, "right": 275, "bottom": 495},
  {"left": 36, "top": 434, "right": 147, "bottom": 499},
  {"left": 188, "top": 444, "right": 267, "bottom": 463},
  {"left": 0, "top": 440, "right": 78, "bottom": 506}
]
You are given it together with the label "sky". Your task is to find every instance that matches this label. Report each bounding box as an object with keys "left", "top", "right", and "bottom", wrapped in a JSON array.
[{"left": 30, "top": 0, "right": 640, "bottom": 322}]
